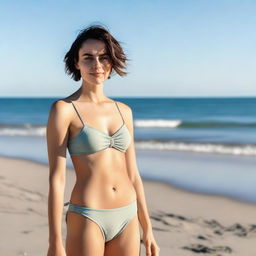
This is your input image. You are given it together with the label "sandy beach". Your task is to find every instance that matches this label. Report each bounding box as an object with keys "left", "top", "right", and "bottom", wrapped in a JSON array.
[{"left": 1, "top": 156, "right": 256, "bottom": 256}]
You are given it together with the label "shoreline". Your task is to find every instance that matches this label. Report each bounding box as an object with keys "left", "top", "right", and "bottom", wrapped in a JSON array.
[
  {"left": 2, "top": 148, "right": 256, "bottom": 205},
  {"left": 1, "top": 156, "right": 256, "bottom": 255},
  {"left": 2, "top": 154, "right": 256, "bottom": 207}
]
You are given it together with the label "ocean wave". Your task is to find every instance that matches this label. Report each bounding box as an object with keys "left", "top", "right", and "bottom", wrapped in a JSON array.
[
  {"left": 1, "top": 119, "right": 256, "bottom": 135},
  {"left": 134, "top": 119, "right": 182, "bottom": 128},
  {"left": 135, "top": 119, "right": 256, "bottom": 128},
  {"left": 0, "top": 124, "right": 45, "bottom": 136},
  {"left": 0, "top": 121, "right": 184, "bottom": 136},
  {"left": 179, "top": 121, "right": 256, "bottom": 128},
  {"left": 1, "top": 124, "right": 255, "bottom": 156},
  {"left": 135, "top": 140, "right": 256, "bottom": 156}
]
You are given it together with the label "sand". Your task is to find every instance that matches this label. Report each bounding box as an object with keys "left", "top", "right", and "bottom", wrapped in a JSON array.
[{"left": 0, "top": 156, "right": 256, "bottom": 256}]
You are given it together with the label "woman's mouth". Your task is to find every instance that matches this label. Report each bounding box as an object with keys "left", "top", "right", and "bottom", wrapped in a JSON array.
[{"left": 90, "top": 73, "right": 104, "bottom": 77}]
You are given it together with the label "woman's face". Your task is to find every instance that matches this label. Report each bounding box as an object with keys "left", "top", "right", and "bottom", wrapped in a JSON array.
[{"left": 75, "top": 39, "right": 112, "bottom": 85}]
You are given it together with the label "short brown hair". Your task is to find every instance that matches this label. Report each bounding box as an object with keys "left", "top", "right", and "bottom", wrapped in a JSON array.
[{"left": 64, "top": 24, "right": 129, "bottom": 81}]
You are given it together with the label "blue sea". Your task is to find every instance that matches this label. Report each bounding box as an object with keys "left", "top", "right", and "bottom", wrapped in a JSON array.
[
  {"left": 1, "top": 97, "right": 256, "bottom": 203},
  {"left": 1, "top": 97, "right": 256, "bottom": 154}
]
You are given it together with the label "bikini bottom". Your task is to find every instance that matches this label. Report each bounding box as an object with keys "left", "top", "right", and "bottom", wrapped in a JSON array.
[{"left": 64, "top": 200, "right": 137, "bottom": 243}]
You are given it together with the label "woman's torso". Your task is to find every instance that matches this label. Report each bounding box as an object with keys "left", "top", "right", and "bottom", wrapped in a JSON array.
[{"left": 66, "top": 98, "right": 136, "bottom": 208}]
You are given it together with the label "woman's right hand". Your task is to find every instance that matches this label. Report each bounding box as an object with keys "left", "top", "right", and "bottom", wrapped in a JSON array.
[{"left": 47, "top": 243, "right": 66, "bottom": 256}]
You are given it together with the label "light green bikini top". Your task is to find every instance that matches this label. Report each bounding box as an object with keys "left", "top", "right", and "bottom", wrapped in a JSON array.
[{"left": 67, "top": 101, "right": 131, "bottom": 156}]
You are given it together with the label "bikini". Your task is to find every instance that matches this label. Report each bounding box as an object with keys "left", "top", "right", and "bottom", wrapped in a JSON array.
[
  {"left": 67, "top": 101, "right": 131, "bottom": 155},
  {"left": 64, "top": 101, "right": 137, "bottom": 243}
]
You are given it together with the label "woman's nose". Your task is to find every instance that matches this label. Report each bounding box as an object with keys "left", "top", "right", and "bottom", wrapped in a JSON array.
[{"left": 92, "top": 57, "right": 101, "bottom": 67}]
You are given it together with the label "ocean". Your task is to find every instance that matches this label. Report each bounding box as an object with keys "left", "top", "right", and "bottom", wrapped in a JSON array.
[
  {"left": 1, "top": 97, "right": 256, "bottom": 155},
  {"left": 1, "top": 97, "right": 256, "bottom": 203}
]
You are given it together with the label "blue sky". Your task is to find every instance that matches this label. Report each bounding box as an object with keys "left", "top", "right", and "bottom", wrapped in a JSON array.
[{"left": 0, "top": 0, "right": 255, "bottom": 97}]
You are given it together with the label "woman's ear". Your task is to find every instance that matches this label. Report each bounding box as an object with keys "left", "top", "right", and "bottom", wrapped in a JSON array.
[{"left": 75, "top": 61, "right": 79, "bottom": 70}]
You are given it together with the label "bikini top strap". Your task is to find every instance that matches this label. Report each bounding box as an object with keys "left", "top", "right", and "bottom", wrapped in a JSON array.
[
  {"left": 70, "top": 101, "right": 85, "bottom": 126},
  {"left": 114, "top": 101, "right": 125, "bottom": 124}
]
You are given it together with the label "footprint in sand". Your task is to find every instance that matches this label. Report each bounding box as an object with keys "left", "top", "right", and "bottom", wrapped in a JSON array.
[
  {"left": 21, "top": 230, "right": 33, "bottom": 234},
  {"left": 197, "top": 235, "right": 208, "bottom": 240},
  {"left": 182, "top": 243, "right": 232, "bottom": 254},
  {"left": 152, "top": 211, "right": 256, "bottom": 240},
  {"left": 224, "top": 223, "right": 247, "bottom": 237}
]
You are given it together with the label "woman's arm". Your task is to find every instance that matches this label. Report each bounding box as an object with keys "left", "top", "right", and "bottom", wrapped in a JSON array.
[
  {"left": 46, "top": 100, "right": 70, "bottom": 248},
  {"left": 122, "top": 103, "right": 160, "bottom": 255},
  {"left": 124, "top": 105, "right": 151, "bottom": 231}
]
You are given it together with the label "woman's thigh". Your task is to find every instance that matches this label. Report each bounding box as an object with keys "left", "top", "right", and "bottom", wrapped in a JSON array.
[
  {"left": 104, "top": 214, "right": 141, "bottom": 256},
  {"left": 65, "top": 212, "right": 105, "bottom": 256}
]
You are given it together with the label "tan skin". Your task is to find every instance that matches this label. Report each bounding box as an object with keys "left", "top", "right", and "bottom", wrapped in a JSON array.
[{"left": 47, "top": 39, "right": 160, "bottom": 256}]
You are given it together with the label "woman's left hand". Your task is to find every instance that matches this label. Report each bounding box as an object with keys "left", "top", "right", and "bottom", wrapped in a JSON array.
[{"left": 142, "top": 230, "right": 160, "bottom": 256}]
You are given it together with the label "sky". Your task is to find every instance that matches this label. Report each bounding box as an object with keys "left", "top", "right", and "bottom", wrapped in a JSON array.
[{"left": 0, "top": 0, "right": 255, "bottom": 97}]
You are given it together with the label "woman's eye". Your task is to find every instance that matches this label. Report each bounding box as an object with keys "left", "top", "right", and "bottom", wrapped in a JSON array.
[{"left": 82, "top": 56, "right": 110, "bottom": 62}]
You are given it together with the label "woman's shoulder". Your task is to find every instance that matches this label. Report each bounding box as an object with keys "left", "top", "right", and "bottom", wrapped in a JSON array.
[
  {"left": 114, "top": 100, "right": 133, "bottom": 120},
  {"left": 47, "top": 98, "right": 73, "bottom": 129},
  {"left": 115, "top": 100, "right": 131, "bottom": 111},
  {"left": 49, "top": 97, "right": 73, "bottom": 115}
]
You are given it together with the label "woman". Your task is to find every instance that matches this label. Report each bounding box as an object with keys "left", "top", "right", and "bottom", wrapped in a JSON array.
[{"left": 46, "top": 24, "right": 160, "bottom": 256}]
